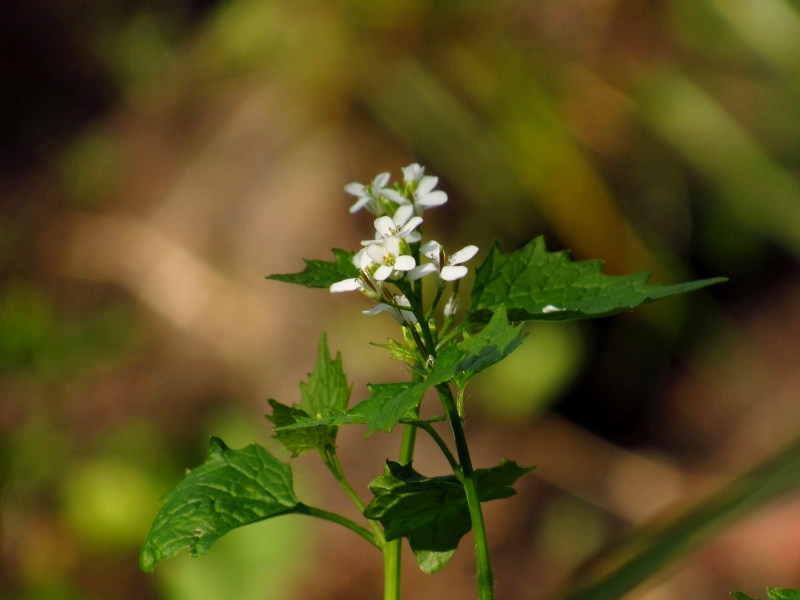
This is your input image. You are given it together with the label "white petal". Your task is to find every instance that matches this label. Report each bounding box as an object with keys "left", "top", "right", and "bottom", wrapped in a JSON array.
[
  {"left": 398, "top": 216, "right": 423, "bottom": 236},
  {"left": 373, "top": 172, "right": 391, "bottom": 187},
  {"left": 405, "top": 230, "right": 422, "bottom": 244},
  {"left": 361, "top": 238, "right": 382, "bottom": 246},
  {"left": 440, "top": 265, "right": 468, "bottom": 281},
  {"left": 383, "top": 236, "right": 401, "bottom": 256},
  {"left": 419, "top": 240, "right": 440, "bottom": 256},
  {"left": 393, "top": 204, "right": 414, "bottom": 227},
  {"left": 381, "top": 188, "right": 408, "bottom": 204},
  {"left": 542, "top": 305, "right": 564, "bottom": 313},
  {"left": 407, "top": 263, "right": 438, "bottom": 281},
  {"left": 330, "top": 278, "right": 361, "bottom": 292},
  {"left": 374, "top": 265, "right": 393, "bottom": 280},
  {"left": 363, "top": 303, "right": 391, "bottom": 316},
  {"left": 402, "top": 163, "right": 423, "bottom": 183},
  {"left": 349, "top": 196, "right": 371, "bottom": 213},
  {"left": 366, "top": 244, "right": 385, "bottom": 264},
  {"left": 344, "top": 182, "right": 365, "bottom": 196},
  {"left": 417, "top": 190, "right": 448, "bottom": 208},
  {"left": 353, "top": 249, "right": 373, "bottom": 269},
  {"left": 394, "top": 255, "right": 416, "bottom": 271},
  {"left": 416, "top": 176, "right": 438, "bottom": 196},
  {"left": 374, "top": 216, "right": 394, "bottom": 237},
  {"left": 449, "top": 245, "right": 479, "bottom": 265}
]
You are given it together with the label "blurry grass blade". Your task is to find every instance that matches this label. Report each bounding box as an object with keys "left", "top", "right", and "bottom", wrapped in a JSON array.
[
  {"left": 638, "top": 76, "right": 800, "bottom": 256},
  {"left": 558, "top": 435, "right": 800, "bottom": 600},
  {"left": 710, "top": 0, "right": 800, "bottom": 73}
]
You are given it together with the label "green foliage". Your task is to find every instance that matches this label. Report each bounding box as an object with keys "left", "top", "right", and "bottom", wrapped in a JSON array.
[
  {"left": 266, "top": 249, "right": 358, "bottom": 288},
  {"left": 469, "top": 237, "right": 726, "bottom": 323},
  {"left": 140, "top": 438, "right": 299, "bottom": 573},
  {"left": 732, "top": 589, "right": 800, "bottom": 600},
  {"left": 453, "top": 305, "right": 525, "bottom": 389},
  {"left": 274, "top": 383, "right": 444, "bottom": 432},
  {"left": 266, "top": 334, "right": 350, "bottom": 456},
  {"left": 265, "top": 400, "right": 336, "bottom": 458},
  {"left": 371, "top": 338, "right": 421, "bottom": 364},
  {"left": 364, "top": 460, "right": 533, "bottom": 574}
]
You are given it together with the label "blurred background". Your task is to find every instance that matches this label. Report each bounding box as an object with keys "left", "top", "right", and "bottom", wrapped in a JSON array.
[{"left": 3, "top": 0, "right": 800, "bottom": 598}]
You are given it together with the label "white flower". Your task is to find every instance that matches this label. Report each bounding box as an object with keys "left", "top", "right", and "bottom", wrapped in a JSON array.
[
  {"left": 363, "top": 295, "right": 417, "bottom": 324},
  {"left": 379, "top": 163, "right": 448, "bottom": 216},
  {"left": 363, "top": 204, "right": 423, "bottom": 246},
  {"left": 345, "top": 172, "right": 393, "bottom": 215},
  {"left": 330, "top": 253, "right": 383, "bottom": 299},
  {"left": 365, "top": 237, "right": 416, "bottom": 281},
  {"left": 407, "top": 241, "right": 478, "bottom": 283}
]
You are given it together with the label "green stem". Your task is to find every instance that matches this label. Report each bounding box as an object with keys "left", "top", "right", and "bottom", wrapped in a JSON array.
[
  {"left": 436, "top": 384, "right": 494, "bottom": 600},
  {"left": 395, "top": 280, "right": 437, "bottom": 359},
  {"left": 323, "top": 450, "right": 385, "bottom": 544},
  {"left": 419, "top": 422, "right": 461, "bottom": 476},
  {"left": 437, "top": 320, "right": 468, "bottom": 350},
  {"left": 296, "top": 503, "right": 380, "bottom": 549},
  {"left": 425, "top": 286, "right": 445, "bottom": 321},
  {"left": 384, "top": 417, "right": 419, "bottom": 600}
]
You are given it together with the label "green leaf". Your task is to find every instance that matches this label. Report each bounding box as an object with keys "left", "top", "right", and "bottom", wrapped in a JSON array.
[
  {"left": 768, "top": 589, "right": 800, "bottom": 600},
  {"left": 559, "top": 435, "right": 800, "bottom": 600},
  {"left": 454, "top": 305, "right": 525, "bottom": 389},
  {"left": 266, "top": 249, "right": 358, "bottom": 289},
  {"left": 140, "top": 437, "right": 299, "bottom": 572},
  {"left": 300, "top": 333, "right": 351, "bottom": 418},
  {"left": 469, "top": 237, "right": 726, "bottom": 323},
  {"left": 275, "top": 383, "right": 443, "bottom": 431},
  {"left": 265, "top": 334, "right": 350, "bottom": 456},
  {"left": 370, "top": 338, "right": 421, "bottom": 364},
  {"left": 265, "top": 399, "right": 336, "bottom": 458},
  {"left": 364, "top": 460, "right": 534, "bottom": 574},
  {"left": 365, "top": 345, "right": 464, "bottom": 435}
]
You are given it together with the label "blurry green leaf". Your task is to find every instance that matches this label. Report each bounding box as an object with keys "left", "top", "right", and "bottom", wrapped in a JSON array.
[
  {"left": 140, "top": 437, "right": 299, "bottom": 572},
  {"left": 768, "top": 590, "right": 800, "bottom": 600},
  {"left": 265, "top": 399, "right": 336, "bottom": 458},
  {"left": 60, "top": 131, "right": 120, "bottom": 207},
  {"left": 559, "top": 436, "right": 800, "bottom": 600},
  {"left": 364, "top": 460, "right": 533, "bottom": 574},
  {"left": 265, "top": 334, "right": 350, "bottom": 456},
  {"left": 454, "top": 306, "right": 525, "bottom": 389},
  {"left": 266, "top": 249, "right": 358, "bottom": 289},
  {"left": 469, "top": 237, "right": 725, "bottom": 323},
  {"left": 370, "top": 338, "right": 421, "bottom": 364},
  {"left": 732, "top": 590, "right": 800, "bottom": 600}
]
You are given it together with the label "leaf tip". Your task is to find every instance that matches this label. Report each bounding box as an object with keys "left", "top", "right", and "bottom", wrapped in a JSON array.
[{"left": 139, "top": 544, "right": 158, "bottom": 573}]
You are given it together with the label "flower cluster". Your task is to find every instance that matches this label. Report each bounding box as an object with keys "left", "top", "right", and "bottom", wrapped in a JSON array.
[{"left": 332, "top": 164, "right": 477, "bottom": 325}]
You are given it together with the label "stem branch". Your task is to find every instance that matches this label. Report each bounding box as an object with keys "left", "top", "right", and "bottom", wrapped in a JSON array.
[{"left": 296, "top": 504, "right": 380, "bottom": 549}]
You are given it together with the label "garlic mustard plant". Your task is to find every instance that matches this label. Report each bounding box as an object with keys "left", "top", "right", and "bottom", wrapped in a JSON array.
[{"left": 140, "top": 163, "right": 726, "bottom": 600}]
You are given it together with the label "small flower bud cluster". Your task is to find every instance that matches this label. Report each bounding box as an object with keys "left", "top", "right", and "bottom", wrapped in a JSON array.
[{"left": 331, "top": 163, "right": 477, "bottom": 324}]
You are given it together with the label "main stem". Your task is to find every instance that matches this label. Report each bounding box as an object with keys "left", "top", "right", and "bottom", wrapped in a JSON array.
[{"left": 437, "top": 384, "right": 494, "bottom": 600}]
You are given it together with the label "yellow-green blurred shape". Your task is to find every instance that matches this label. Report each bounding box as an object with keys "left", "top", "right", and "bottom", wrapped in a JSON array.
[
  {"left": 475, "top": 322, "right": 583, "bottom": 421},
  {"left": 107, "top": 12, "right": 176, "bottom": 88},
  {"left": 710, "top": 0, "right": 800, "bottom": 73},
  {"left": 637, "top": 75, "right": 800, "bottom": 256},
  {"left": 62, "top": 458, "right": 162, "bottom": 551},
  {"left": 59, "top": 130, "right": 121, "bottom": 208},
  {"left": 537, "top": 497, "right": 607, "bottom": 567}
]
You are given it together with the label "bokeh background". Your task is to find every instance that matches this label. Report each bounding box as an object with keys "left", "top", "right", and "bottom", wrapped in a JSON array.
[{"left": 3, "top": 0, "right": 800, "bottom": 599}]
